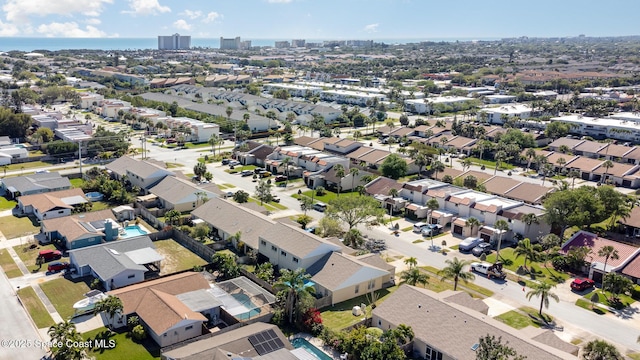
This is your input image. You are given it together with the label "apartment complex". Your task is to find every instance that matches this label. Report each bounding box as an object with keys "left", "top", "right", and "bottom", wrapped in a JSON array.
[{"left": 158, "top": 33, "right": 191, "bottom": 50}]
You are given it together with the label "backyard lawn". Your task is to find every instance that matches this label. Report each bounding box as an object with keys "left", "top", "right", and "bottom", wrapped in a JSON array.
[
  {"left": 83, "top": 327, "right": 160, "bottom": 360},
  {"left": 0, "top": 196, "right": 17, "bottom": 210},
  {"left": 153, "top": 239, "right": 208, "bottom": 274},
  {"left": 40, "top": 277, "right": 91, "bottom": 320},
  {"left": 293, "top": 190, "right": 358, "bottom": 204},
  {"left": 464, "top": 157, "right": 515, "bottom": 171},
  {"left": 321, "top": 286, "right": 399, "bottom": 330},
  {"left": 486, "top": 248, "right": 570, "bottom": 285},
  {"left": 13, "top": 243, "right": 58, "bottom": 273},
  {"left": 0, "top": 215, "right": 40, "bottom": 239},
  {"left": 70, "top": 178, "right": 85, "bottom": 188},
  {"left": 17, "top": 286, "right": 55, "bottom": 329},
  {"left": 0, "top": 248, "right": 23, "bottom": 278}
]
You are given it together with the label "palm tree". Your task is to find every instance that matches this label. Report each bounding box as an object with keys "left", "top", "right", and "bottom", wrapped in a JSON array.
[
  {"left": 281, "top": 156, "right": 292, "bottom": 186},
  {"left": 438, "top": 257, "right": 475, "bottom": 291},
  {"left": 514, "top": 238, "right": 538, "bottom": 270},
  {"left": 568, "top": 169, "right": 580, "bottom": 189},
  {"left": 404, "top": 256, "right": 418, "bottom": 269},
  {"left": 94, "top": 295, "right": 123, "bottom": 329},
  {"left": 274, "top": 268, "right": 315, "bottom": 324},
  {"left": 426, "top": 198, "right": 440, "bottom": 246},
  {"left": 349, "top": 167, "right": 359, "bottom": 192},
  {"left": 400, "top": 267, "right": 429, "bottom": 287},
  {"left": 556, "top": 157, "right": 566, "bottom": 174},
  {"left": 598, "top": 245, "right": 619, "bottom": 274},
  {"left": 465, "top": 217, "right": 481, "bottom": 237},
  {"left": 525, "top": 148, "right": 537, "bottom": 170},
  {"left": 493, "top": 150, "right": 507, "bottom": 175},
  {"left": 601, "top": 160, "right": 614, "bottom": 184},
  {"left": 461, "top": 157, "right": 472, "bottom": 172},
  {"left": 333, "top": 164, "right": 345, "bottom": 196},
  {"left": 164, "top": 209, "right": 181, "bottom": 226},
  {"left": 494, "top": 219, "right": 510, "bottom": 261},
  {"left": 208, "top": 134, "right": 223, "bottom": 156},
  {"left": 521, "top": 213, "right": 539, "bottom": 237},
  {"left": 582, "top": 340, "right": 623, "bottom": 360},
  {"left": 431, "top": 160, "right": 445, "bottom": 180},
  {"left": 526, "top": 282, "right": 559, "bottom": 318},
  {"left": 48, "top": 321, "right": 85, "bottom": 360}
]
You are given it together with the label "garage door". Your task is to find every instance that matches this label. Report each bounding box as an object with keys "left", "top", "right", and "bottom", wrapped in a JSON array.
[
  {"left": 592, "top": 271, "right": 603, "bottom": 284},
  {"left": 453, "top": 225, "right": 463, "bottom": 235},
  {"left": 480, "top": 233, "right": 491, "bottom": 242}
]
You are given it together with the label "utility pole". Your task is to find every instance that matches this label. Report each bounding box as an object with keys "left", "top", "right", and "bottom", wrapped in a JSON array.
[{"left": 78, "top": 140, "right": 82, "bottom": 176}]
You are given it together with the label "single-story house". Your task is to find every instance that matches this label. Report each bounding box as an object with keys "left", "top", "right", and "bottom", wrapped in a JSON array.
[
  {"left": 41, "top": 209, "right": 120, "bottom": 249},
  {"left": 148, "top": 176, "right": 218, "bottom": 213},
  {"left": 109, "top": 272, "right": 213, "bottom": 347},
  {"left": 1, "top": 172, "right": 72, "bottom": 199},
  {"left": 619, "top": 206, "right": 640, "bottom": 238},
  {"left": 372, "top": 285, "right": 578, "bottom": 360},
  {"left": 17, "top": 188, "right": 87, "bottom": 221},
  {"left": 106, "top": 156, "right": 175, "bottom": 191},
  {"left": 68, "top": 235, "right": 163, "bottom": 290}
]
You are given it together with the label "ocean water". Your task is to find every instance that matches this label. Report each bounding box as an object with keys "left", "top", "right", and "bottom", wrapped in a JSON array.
[{"left": 0, "top": 37, "right": 499, "bottom": 52}]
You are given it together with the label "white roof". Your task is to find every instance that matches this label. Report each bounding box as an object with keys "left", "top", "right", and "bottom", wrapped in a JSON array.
[{"left": 124, "top": 248, "right": 163, "bottom": 265}]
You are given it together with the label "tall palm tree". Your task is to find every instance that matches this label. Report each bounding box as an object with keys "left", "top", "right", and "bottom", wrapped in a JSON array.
[
  {"left": 431, "top": 160, "right": 445, "bottom": 180},
  {"left": 274, "top": 268, "right": 315, "bottom": 324},
  {"left": 521, "top": 213, "right": 540, "bottom": 237},
  {"left": 281, "top": 157, "right": 292, "bottom": 186},
  {"left": 525, "top": 148, "right": 537, "bottom": 170},
  {"left": 493, "top": 150, "right": 507, "bottom": 175},
  {"left": 598, "top": 245, "right": 619, "bottom": 274},
  {"left": 461, "top": 157, "right": 472, "bottom": 172},
  {"left": 349, "top": 167, "right": 359, "bottom": 192},
  {"left": 333, "top": 164, "right": 345, "bottom": 196},
  {"left": 556, "top": 157, "right": 566, "bottom": 174},
  {"left": 514, "top": 238, "right": 538, "bottom": 270},
  {"left": 426, "top": 198, "right": 440, "bottom": 246},
  {"left": 568, "top": 169, "right": 580, "bottom": 189},
  {"left": 438, "top": 257, "right": 475, "bottom": 291},
  {"left": 94, "top": 295, "right": 123, "bottom": 329},
  {"left": 400, "top": 268, "right": 429, "bottom": 287},
  {"left": 208, "top": 134, "right": 222, "bottom": 156},
  {"left": 465, "top": 217, "right": 481, "bottom": 237},
  {"left": 601, "top": 160, "right": 614, "bottom": 184},
  {"left": 48, "top": 321, "right": 85, "bottom": 360},
  {"left": 582, "top": 340, "right": 624, "bottom": 360},
  {"left": 404, "top": 256, "right": 418, "bottom": 269},
  {"left": 526, "top": 282, "right": 559, "bottom": 318},
  {"left": 494, "top": 219, "right": 510, "bottom": 261}
]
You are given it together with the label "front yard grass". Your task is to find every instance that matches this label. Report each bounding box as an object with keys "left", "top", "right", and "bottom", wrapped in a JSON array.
[
  {"left": 321, "top": 286, "right": 399, "bottom": 330},
  {"left": 0, "top": 248, "right": 23, "bottom": 278},
  {"left": 465, "top": 157, "right": 515, "bottom": 170},
  {"left": 0, "top": 196, "right": 17, "bottom": 210},
  {"left": 575, "top": 298, "right": 610, "bottom": 315},
  {"left": 17, "top": 286, "right": 55, "bottom": 329},
  {"left": 40, "top": 277, "right": 91, "bottom": 320},
  {"left": 225, "top": 165, "right": 257, "bottom": 174},
  {"left": 83, "top": 327, "right": 160, "bottom": 360},
  {"left": 14, "top": 243, "right": 58, "bottom": 273},
  {"left": 421, "top": 265, "right": 494, "bottom": 297},
  {"left": 152, "top": 239, "right": 208, "bottom": 274},
  {"left": 294, "top": 189, "right": 358, "bottom": 204},
  {"left": 0, "top": 215, "right": 40, "bottom": 239},
  {"left": 486, "top": 248, "right": 570, "bottom": 286},
  {"left": 494, "top": 310, "right": 532, "bottom": 329},
  {"left": 585, "top": 290, "right": 635, "bottom": 309}
]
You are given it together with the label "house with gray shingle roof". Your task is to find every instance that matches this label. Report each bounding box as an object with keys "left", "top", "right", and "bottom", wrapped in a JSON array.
[
  {"left": 1, "top": 172, "right": 72, "bottom": 199},
  {"left": 69, "top": 235, "right": 162, "bottom": 290},
  {"left": 106, "top": 156, "right": 174, "bottom": 191},
  {"left": 372, "top": 285, "right": 578, "bottom": 360},
  {"left": 149, "top": 176, "right": 218, "bottom": 212}
]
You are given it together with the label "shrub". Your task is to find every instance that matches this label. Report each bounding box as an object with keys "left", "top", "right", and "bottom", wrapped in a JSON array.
[
  {"left": 131, "top": 325, "right": 146, "bottom": 341},
  {"left": 90, "top": 278, "right": 102, "bottom": 290}
]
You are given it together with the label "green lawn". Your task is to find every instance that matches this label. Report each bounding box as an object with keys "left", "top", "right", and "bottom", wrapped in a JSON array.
[
  {"left": 17, "top": 286, "right": 55, "bottom": 329},
  {"left": 421, "top": 265, "right": 494, "bottom": 297},
  {"left": 575, "top": 298, "right": 609, "bottom": 315},
  {"left": 3, "top": 161, "right": 54, "bottom": 172},
  {"left": 486, "top": 248, "right": 570, "bottom": 286},
  {"left": 0, "top": 196, "right": 17, "bottom": 210},
  {"left": 584, "top": 290, "right": 635, "bottom": 309},
  {"left": 294, "top": 189, "right": 358, "bottom": 204},
  {"left": 183, "top": 142, "right": 210, "bottom": 149},
  {"left": 40, "top": 277, "right": 91, "bottom": 320},
  {"left": 152, "top": 239, "right": 208, "bottom": 274},
  {"left": 268, "top": 201, "right": 287, "bottom": 210},
  {"left": 90, "top": 201, "right": 112, "bottom": 212},
  {"left": 464, "top": 157, "right": 515, "bottom": 170},
  {"left": 225, "top": 165, "right": 257, "bottom": 174},
  {"left": 0, "top": 248, "right": 23, "bottom": 278},
  {"left": 321, "top": 286, "right": 399, "bottom": 330},
  {"left": 70, "top": 178, "right": 85, "bottom": 188},
  {"left": 0, "top": 215, "right": 40, "bottom": 239},
  {"left": 14, "top": 243, "right": 58, "bottom": 273},
  {"left": 494, "top": 310, "right": 533, "bottom": 329},
  {"left": 83, "top": 327, "right": 160, "bottom": 360}
]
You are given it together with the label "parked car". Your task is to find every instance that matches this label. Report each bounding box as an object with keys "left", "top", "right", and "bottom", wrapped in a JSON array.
[
  {"left": 48, "top": 261, "right": 70, "bottom": 273},
  {"left": 413, "top": 222, "right": 429, "bottom": 233},
  {"left": 471, "top": 242, "right": 493, "bottom": 257},
  {"left": 241, "top": 170, "right": 253, "bottom": 177},
  {"left": 221, "top": 159, "right": 231, "bottom": 165},
  {"left": 313, "top": 202, "right": 327, "bottom": 212},
  {"left": 459, "top": 237, "right": 483, "bottom": 252},
  {"left": 225, "top": 191, "right": 234, "bottom": 198},
  {"left": 254, "top": 168, "right": 265, "bottom": 174},
  {"left": 421, "top": 224, "right": 443, "bottom": 236},
  {"left": 271, "top": 196, "right": 281, "bottom": 203},
  {"left": 470, "top": 261, "right": 506, "bottom": 280},
  {"left": 274, "top": 175, "right": 288, "bottom": 182},
  {"left": 228, "top": 160, "right": 241, "bottom": 166},
  {"left": 570, "top": 278, "right": 595, "bottom": 291},
  {"left": 38, "top": 249, "right": 62, "bottom": 262},
  {"left": 260, "top": 171, "right": 272, "bottom": 178}
]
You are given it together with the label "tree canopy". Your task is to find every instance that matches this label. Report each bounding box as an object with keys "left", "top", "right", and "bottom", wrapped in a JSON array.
[
  {"left": 380, "top": 154, "right": 408, "bottom": 180},
  {"left": 326, "top": 195, "right": 386, "bottom": 229}
]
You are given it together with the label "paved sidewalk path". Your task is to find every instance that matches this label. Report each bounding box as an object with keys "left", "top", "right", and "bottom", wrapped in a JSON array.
[
  {"left": 6, "top": 245, "right": 30, "bottom": 275},
  {"left": 32, "top": 283, "right": 64, "bottom": 324}
]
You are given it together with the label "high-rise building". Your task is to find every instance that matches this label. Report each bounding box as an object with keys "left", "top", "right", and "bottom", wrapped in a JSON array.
[
  {"left": 275, "top": 41, "right": 290, "bottom": 49},
  {"left": 291, "top": 39, "right": 306, "bottom": 48},
  {"left": 158, "top": 33, "right": 191, "bottom": 50},
  {"left": 220, "top": 36, "right": 241, "bottom": 50}
]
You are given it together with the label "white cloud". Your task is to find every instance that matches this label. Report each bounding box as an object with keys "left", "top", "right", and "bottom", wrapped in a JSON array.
[
  {"left": 202, "top": 12, "right": 222, "bottom": 23},
  {"left": 37, "top": 22, "right": 107, "bottom": 38},
  {"left": 173, "top": 19, "right": 191, "bottom": 31},
  {"left": 179, "top": 9, "right": 202, "bottom": 19},
  {"left": 267, "top": 0, "right": 293, "bottom": 3},
  {"left": 363, "top": 23, "right": 379, "bottom": 33},
  {"left": 0, "top": 20, "right": 19, "bottom": 36},
  {"left": 85, "top": 18, "right": 102, "bottom": 25},
  {"left": 3, "top": 0, "right": 112, "bottom": 22},
  {"left": 123, "top": 0, "right": 170, "bottom": 16}
]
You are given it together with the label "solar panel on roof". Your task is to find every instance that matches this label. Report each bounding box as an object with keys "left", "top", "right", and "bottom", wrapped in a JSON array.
[{"left": 247, "top": 329, "right": 286, "bottom": 356}]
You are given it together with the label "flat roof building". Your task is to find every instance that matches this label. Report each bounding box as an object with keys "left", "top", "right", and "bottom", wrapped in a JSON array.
[{"left": 158, "top": 33, "right": 191, "bottom": 50}]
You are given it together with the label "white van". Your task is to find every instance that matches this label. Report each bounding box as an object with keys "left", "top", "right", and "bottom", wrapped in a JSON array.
[{"left": 413, "top": 222, "right": 429, "bottom": 233}]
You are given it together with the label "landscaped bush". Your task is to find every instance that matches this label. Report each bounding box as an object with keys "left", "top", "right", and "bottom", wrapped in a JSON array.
[{"left": 131, "top": 325, "right": 146, "bottom": 342}]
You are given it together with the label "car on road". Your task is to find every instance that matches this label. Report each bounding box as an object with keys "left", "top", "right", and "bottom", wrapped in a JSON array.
[
  {"left": 459, "top": 237, "right": 483, "bottom": 252},
  {"left": 313, "top": 202, "right": 327, "bottom": 212},
  {"left": 570, "top": 278, "right": 595, "bottom": 291},
  {"left": 421, "top": 224, "right": 443, "bottom": 236},
  {"left": 471, "top": 242, "right": 492, "bottom": 257},
  {"left": 241, "top": 170, "right": 253, "bottom": 177},
  {"left": 225, "top": 191, "right": 235, "bottom": 198},
  {"left": 470, "top": 261, "right": 506, "bottom": 280},
  {"left": 48, "top": 261, "right": 70, "bottom": 273}
]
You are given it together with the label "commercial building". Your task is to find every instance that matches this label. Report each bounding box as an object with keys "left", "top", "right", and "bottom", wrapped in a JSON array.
[
  {"left": 158, "top": 33, "right": 191, "bottom": 50},
  {"left": 220, "top": 37, "right": 241, "bottom": 50}
]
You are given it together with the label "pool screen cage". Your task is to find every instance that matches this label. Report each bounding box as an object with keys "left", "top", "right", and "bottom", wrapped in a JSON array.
[{"left": 216, "top": 276, "right": 276, "bottom": 318}]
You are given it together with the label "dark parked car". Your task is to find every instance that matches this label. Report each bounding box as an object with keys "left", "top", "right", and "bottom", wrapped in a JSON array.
[
  {"left": 241, "top": 170, "right": 253, "bottom": 177},
  {"left": 570, "top": 278, "right": 595, "bottom": 291},
  {"left": 471, "top": 242, "right": 493, "bottom": 257},
  {"left": 48, "top": 261, "right": 70, "bottom": 273},
  {"left": 221, "top": 159, "right": 231, "bottom": 165},
  {"left": 274, "top": 175, "right": 288, "bottom": 182}
]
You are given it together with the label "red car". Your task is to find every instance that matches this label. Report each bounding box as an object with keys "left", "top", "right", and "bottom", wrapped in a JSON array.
[
  {"left": 570, "top": 278, "right": 595, "bottom": 291},
  {"left": 48, "top": 261, "right": 70, "bottom": 273}
]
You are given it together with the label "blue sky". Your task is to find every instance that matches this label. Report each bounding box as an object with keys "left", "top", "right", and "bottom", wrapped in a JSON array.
[{"left": 0, "top": 0, "right": 638, "bottom": 39}]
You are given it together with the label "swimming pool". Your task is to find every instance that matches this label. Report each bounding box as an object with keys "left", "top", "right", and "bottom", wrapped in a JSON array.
[
  {"left": 291, "top": 338, "right": 333, "bottom": 360},
  {"left": 120, "top": 225, "right": 148, "bottom": 239},
  {"left": 231, "top": 293, "right": 261, "bottom": 320},
  {"left": 84, "top": 192, "right": 104, "bottom": 201}
]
